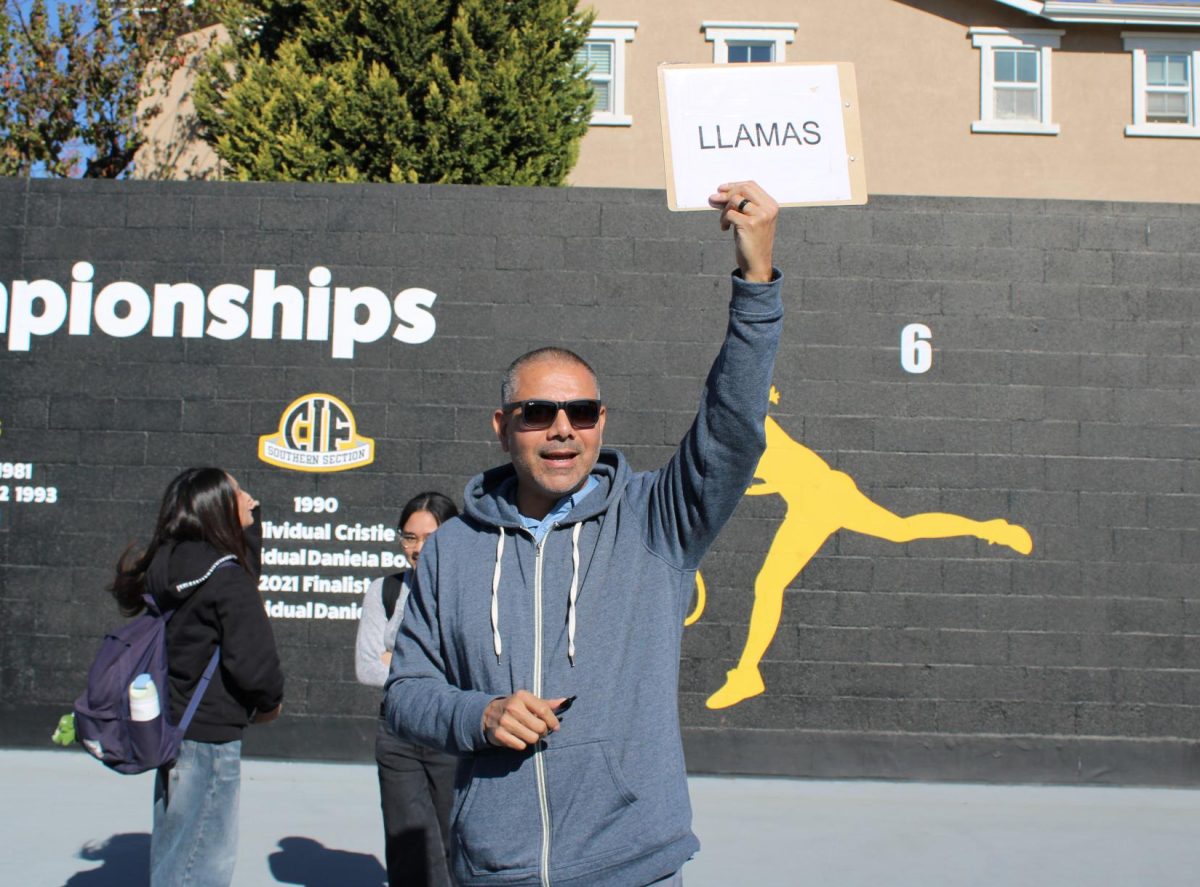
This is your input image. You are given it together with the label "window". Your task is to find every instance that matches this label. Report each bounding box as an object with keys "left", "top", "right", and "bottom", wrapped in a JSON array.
[
  {"left": 994, "top": 48, "right": 1040, "bottom": 120},
  {"left": 970, "top": 28, "right": 1062, "bottom": 135},
  {"left": 727, "top": 42, "right": 775, "bottom": 64},
  {"left": 702, "top": 22, "right": 797, "bottom": 64},
  {"left": 578, "top": 42, "right": 615, "bottom": 115},
  {"left": 1146, "top": 54, "right": 1189, "bottom": 123},
  {"left": 577, "top": 23, "right": 637, "bottom": 126},
  {"left": 1124, "top": 33, "right": 1200, "bottom": 138}
]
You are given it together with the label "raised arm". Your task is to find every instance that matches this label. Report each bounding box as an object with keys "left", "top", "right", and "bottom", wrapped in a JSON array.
[{"left": 645, "top": 182, "right": 784, "bottom": 568}]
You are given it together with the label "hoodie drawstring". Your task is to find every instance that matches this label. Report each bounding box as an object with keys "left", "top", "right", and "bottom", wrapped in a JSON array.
[
  {"left": 491, "top": 530, "right": 505, "bottom": 663},
  {"left": 489, "top": 523, "right": 584, "bottom": 667},
  {"left": 567, "top": 522, "right": 582, "bottom": 666},
  {"left": 175, "top": 554, "right": 237, "bottom": 593}
]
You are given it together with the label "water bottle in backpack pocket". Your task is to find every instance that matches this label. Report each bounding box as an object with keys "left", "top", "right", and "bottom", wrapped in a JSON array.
[
  {"left": 126, "top": 672, "right": 166, "bottom": 765},
  {"left": 129, "top": 673, "right": 161, "bottom": 721}
]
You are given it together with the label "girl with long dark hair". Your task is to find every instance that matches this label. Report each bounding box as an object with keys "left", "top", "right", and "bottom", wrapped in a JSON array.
[
  {"left": 111, "top": 467, "right": 284, "bottom": 887},
  {"left": 355, "top": 491, "right": 459, "bottom": 887}
]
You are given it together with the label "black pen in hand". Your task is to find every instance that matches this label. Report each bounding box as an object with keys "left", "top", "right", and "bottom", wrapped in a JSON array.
[{"left": 555, "top": 695, "right": 577, "bottom": 719}]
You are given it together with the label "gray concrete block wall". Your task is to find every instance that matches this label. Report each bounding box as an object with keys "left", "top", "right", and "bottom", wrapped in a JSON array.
[{"left": 0, "top": 177, "right": 1197, "bottom": 784}]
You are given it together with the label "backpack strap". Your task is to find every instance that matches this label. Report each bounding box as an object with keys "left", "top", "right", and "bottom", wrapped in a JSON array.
[
  {"left": 381, "top": 572, "right": 406, "bottom": 621},
  {"left": 177, "top": 646, "right": 221, "bottom": 734}
]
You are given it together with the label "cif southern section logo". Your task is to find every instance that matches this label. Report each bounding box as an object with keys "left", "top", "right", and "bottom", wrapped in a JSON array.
[{"left": 258, "top": 394, "right": 374, "bottom": 472}]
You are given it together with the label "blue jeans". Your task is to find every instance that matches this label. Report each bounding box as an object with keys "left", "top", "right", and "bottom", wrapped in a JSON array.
[{"left": 151, "top": 739, "right": 242, "bottom": 887}]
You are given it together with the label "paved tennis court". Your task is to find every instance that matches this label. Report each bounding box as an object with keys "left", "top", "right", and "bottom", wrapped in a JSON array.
[{"left": 5, "top": 748, "right": 1199, "bottom": 886}]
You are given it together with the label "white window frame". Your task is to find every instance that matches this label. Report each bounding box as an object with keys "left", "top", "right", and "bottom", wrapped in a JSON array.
[
  {"left": 1123, "top": 32, "right": 1200, "bottom": 138},
  {"left": 580, "top": 22, "right": 637, "bottom": 126},
  {"left": 970, "top": 27, "right": 1063, "bottom": 135},
  {"left": 702, "top": 21, "right": 797, "bottom": 64}
]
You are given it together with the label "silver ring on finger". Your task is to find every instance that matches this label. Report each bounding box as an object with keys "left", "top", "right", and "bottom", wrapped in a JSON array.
[{"left": 737, "top": 198, "right": 752, "bottom": 213}]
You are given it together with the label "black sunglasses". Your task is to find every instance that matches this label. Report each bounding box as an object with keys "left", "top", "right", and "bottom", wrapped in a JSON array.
[{"left": 503, "top": 399, "right": 603, "bottom": 430}]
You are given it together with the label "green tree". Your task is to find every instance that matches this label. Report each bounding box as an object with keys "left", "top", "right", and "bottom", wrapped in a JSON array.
[
  {"left": 194, "top": 0, "right": 595, "bottom": 184},
  {"left": 1, "top": 0, "right": 206, "bottom": 177}
]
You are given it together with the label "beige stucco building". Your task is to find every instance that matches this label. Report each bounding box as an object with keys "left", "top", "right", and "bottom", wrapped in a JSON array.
[
  {"left": 134, "top": 25, "right": 227, "bottom": 181},
  {"left": 570, "top": 0, "right": 1200, "bottom": 201},
  {"left": 137, "top": 0, "right": 1200, "bottom": 202}
]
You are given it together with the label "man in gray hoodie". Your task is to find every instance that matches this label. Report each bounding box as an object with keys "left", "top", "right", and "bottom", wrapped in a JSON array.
[{"left": 384, "top": 181, "right": 784, "bottom": 886}]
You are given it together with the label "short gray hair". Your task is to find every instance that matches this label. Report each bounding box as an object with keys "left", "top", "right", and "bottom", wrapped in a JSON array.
[{"left": 500, "top": 347, "right": 599, "bottom": 404}]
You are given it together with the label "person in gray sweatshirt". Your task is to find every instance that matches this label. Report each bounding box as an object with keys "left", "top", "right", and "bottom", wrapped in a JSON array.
[{"left": 384, "top": 181, "right": 784, "bottom": 887}]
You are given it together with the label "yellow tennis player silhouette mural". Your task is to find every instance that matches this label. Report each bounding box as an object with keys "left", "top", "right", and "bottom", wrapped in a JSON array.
[{"left": 696, "top": 386, "right": 1033, "bottom": 710}]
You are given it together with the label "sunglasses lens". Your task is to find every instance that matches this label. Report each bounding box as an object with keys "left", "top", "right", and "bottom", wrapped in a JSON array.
[
  {"left": 521, "top": 401, "right": 558, "bottom": 428},
  {"left": 565, "top": 401, "right": 600, "bottom": 428}
]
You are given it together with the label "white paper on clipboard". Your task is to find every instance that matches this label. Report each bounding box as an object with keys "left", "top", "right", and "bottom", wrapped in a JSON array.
[{"left": 658, "top": 63, "right": 867, "bottom": 211}]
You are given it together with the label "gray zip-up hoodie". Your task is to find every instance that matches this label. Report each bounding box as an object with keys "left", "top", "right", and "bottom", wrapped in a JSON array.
[{"left": 384, "top": 272, "right": 783, "bottom": 886}]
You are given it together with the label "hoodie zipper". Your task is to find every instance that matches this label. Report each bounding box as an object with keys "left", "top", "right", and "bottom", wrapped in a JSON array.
[{"left": 533, "top": 531, "right": 552, "bottom": 887}]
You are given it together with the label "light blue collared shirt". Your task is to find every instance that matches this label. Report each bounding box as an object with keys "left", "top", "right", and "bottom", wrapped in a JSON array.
[{"left": 519, "top": 476, "right": 599, "bottom": 544}]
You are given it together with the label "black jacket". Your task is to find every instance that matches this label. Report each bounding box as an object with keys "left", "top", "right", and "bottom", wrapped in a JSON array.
[{"left": 148, "top": 512, "right": 284, "bottom": 742}]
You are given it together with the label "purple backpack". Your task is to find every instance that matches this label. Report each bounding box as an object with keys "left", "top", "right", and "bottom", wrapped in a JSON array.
[{"left": 74, "top": 556, "right": 233, "bottom": 774}]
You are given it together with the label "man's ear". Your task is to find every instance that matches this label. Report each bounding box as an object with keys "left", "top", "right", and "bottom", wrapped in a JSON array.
[{"left": 492, "top": 409, "right": 511, "bottom": 453}]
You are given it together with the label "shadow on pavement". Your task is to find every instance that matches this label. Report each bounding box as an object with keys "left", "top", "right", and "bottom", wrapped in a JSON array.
[
  {"left": 62, "top": 832, "right": 149, "bottom": 887},
  {"left": 268, "top": 836, "right": 386, "bottom": 887}
]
